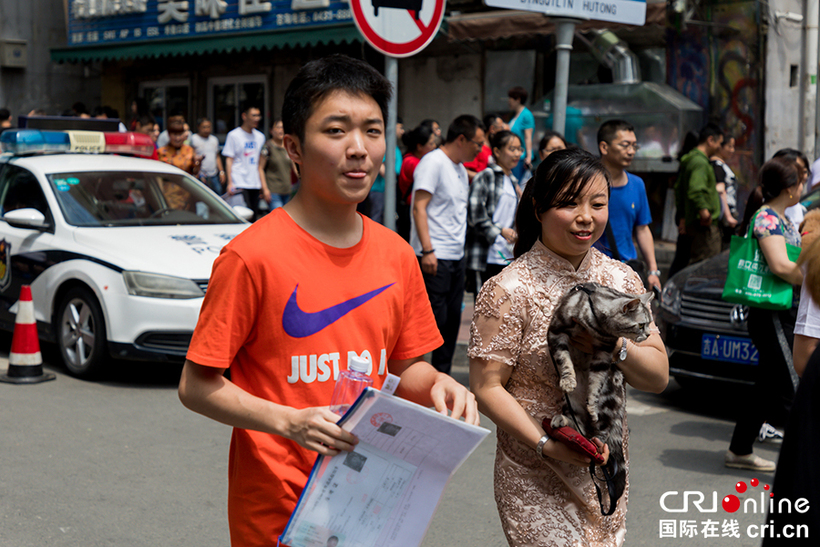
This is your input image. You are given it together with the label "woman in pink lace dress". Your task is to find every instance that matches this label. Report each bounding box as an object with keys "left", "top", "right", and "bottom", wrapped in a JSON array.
[{"left": 469, "top": 148, "right": 668, "bottom": 546}]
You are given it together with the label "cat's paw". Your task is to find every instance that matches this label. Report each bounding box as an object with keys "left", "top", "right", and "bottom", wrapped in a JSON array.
[
  {"left": 559, "top": 376, "right": 576, "bottom": 392},
  {"left": 550, "top": 415, "right": 571, "bottom": 429}
]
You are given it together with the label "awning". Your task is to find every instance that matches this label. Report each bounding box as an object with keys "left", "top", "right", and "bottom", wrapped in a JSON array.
[
  {"left": 446, "top": 4, "right": 667, "bottom": 42},
  {"left": 51, "top": 24, "right": 363, "bottom": 63}
]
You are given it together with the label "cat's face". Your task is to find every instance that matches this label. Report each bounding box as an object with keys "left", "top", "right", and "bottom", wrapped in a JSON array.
[
  {"left": 603, "top": 290, "right": 654, "bottom": 342},
  {"left": 616, "top": 292, "right": 654, "bottom": 343}
]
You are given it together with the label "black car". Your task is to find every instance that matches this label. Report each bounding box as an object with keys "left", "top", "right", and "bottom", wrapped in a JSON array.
[
  {"left": 657, "top": 187, "right": 819, "bottom": 387},
  {"left": 656, "top": 250, "right": 759, "bottom": 386}
]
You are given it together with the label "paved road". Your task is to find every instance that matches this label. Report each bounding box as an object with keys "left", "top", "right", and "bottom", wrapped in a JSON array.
[{"left": 1, "top": 337, "right": 782, "bottom": 547}]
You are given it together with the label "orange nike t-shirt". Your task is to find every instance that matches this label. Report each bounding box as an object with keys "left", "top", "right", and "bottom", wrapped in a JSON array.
[{"left": 186, "top": 209, "right": 443, "bottom": 547}]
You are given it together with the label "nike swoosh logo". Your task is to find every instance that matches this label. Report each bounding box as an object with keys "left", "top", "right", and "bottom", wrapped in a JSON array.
[{"left": 282, "top": 283, "right": 395, "bottom": 338}]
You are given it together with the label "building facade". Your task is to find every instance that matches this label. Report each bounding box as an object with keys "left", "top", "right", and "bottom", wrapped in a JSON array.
[
  {"left": 0, "top": 0, "right": 99, "bottom": 119},
  {"left": 3, "top": 0, "right": 812, "bottom": 232}
]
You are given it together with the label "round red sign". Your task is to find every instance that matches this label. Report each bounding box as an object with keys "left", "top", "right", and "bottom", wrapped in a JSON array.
[{"left": 349, "top": 0, "right": 446, "bottom": 58}]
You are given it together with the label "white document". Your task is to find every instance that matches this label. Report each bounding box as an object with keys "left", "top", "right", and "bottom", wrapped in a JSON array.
[{"left": 280, "top": 388, "right": 490, "bottom": 547}]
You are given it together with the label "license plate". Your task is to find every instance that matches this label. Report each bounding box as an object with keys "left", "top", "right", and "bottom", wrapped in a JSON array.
[{"left": 701, "top": 334, "right": 759, "bottom": 365}]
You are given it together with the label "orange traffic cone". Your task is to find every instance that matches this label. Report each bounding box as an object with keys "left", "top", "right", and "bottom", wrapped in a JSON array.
[{"left": 0, "top": 285, "right": 55, "bottom": 384}]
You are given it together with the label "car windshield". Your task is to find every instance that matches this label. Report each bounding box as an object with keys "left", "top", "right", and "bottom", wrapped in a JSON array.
[
  {"left": 803, "top": 185, "right": 820, "bottom": 212},
  {"left": 47, "top": 171, "right": 244, "bottom": 227}
]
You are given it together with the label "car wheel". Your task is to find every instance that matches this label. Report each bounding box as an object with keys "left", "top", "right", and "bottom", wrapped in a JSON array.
[{"left": 56, "top": 287, "right": 107, "bottom": 378}]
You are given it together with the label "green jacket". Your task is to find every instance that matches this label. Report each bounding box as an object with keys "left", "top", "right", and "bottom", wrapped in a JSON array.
[{"left": 675, "top": 148, "right": 720, "bottom": 227}]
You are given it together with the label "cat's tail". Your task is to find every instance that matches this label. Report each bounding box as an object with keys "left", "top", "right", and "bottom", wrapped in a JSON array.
[{"left": 603, "top": 438, "right": 627, "bottom": 507}]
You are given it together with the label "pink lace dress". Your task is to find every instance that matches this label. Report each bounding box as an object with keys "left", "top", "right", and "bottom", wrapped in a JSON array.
[{"left": 468, "top": 240, "right": 645, "bottom": 547}]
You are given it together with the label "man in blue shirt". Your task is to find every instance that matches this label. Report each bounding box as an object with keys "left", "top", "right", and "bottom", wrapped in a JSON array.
[{"left": 594, "top": 119, "right": 662, "bottom": 291}]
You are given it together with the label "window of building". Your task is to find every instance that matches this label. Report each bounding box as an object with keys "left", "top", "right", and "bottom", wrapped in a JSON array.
[
  {"left": 207, "top": 76, "right": 268, "bottom": 141},
  {"left": 138, "top": 79, "right": 191, "bottom": 131}
]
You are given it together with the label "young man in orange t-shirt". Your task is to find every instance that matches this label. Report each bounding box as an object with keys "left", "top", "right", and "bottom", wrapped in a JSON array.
[{"left": 179, "top": 54, "right": 479, "bottom": 547}]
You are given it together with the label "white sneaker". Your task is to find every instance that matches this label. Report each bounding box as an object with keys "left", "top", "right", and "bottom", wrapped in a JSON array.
[
  {"left": 725, "top": 450, "right": 776, "bottom": 472},
  {"left": 758, "top": 422, "right": 784, "bottom": 444}
]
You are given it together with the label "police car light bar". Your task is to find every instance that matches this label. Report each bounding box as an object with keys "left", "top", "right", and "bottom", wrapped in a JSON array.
[
  {"left": 103, "top": 132, "right": 156, "bottom": 158},
  {"left": 0, "top": 129, "right": 155, "bottom": 158},
  {"left": 69, "top": 131, "right": 106, "bottom": 153},
  {"left": 0, "top": 129, "right": 70, "bottom": 153}
]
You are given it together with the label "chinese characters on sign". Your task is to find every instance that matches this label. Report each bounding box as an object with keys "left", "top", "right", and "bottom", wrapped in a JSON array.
[{"left": 67, "top": 0, "right": 353, "bottom": 46}]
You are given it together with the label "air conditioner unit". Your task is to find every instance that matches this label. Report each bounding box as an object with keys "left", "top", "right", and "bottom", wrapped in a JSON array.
[{"left": 0, "top": 40, "right": 27, "bottom": 68}]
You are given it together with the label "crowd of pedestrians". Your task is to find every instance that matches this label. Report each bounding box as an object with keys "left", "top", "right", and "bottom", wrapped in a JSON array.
[
  {"left": 0, "top": 101, "right": 298, "bottom": 220},
  {"left": 360, "top": 105, "right": 820, "bottom": 544}
]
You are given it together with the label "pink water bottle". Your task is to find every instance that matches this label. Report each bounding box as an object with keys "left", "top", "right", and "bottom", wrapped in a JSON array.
[{"left": 329, "top": 356, "right": 373, "bottom": 416}]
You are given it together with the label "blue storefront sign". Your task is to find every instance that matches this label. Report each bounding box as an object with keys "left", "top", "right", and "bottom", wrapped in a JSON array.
[{"left": 67, "top": 0, "right": 353, "bottom": 46}]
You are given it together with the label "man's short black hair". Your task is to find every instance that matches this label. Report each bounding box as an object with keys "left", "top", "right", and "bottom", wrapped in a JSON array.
[
  {"left": 282, "top": 54, "right": 392, "bottom": 144},
  {"left": 697, "top": 122, "right": 724, "bottom": 145},
  {"left": 240, "top": 104, "right": 260, "bottom": 116},
  {"left": 444, "top": 114, "right": 485, "bottom": 144},
  {"left": 0, "top": 108, "right": 11, "bottom": 121},
  {"left": 483, "top": 113, "right": 500, "bottom": 131},
  {"left": 772, "top": 147, "right": 808, "bottom": 168},
  {"left": 72, "top": 101, "right": 88, "bottom": 115},
  {"left": 597, "top": 119, "right": 635, "bottom": 147}
]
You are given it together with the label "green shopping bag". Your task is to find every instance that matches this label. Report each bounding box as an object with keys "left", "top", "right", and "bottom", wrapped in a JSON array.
[{"left": 722, "top": 216, "right": 801, "bottom": 310}]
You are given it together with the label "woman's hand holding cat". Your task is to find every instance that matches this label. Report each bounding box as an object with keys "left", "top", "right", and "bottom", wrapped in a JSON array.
[
  {"left": 613, "top": 330, "right": 669, "bottom": 393},
  {"left": 568, "top": 322, "right": 595, "bottom": 354}
]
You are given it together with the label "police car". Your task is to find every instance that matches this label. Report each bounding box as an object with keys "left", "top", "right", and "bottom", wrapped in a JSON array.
[{"left": 0, "top": 126, "right": 250, "bottom": 377}]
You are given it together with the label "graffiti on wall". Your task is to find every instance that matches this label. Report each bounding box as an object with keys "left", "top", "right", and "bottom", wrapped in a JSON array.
[
  {"left": 668, "top": 25, "right": 710, "bottom": 112},
  {"left": 667, "top": 1, "right": 761, "bottom": 195},
  {"left": 711, "top": 1, "right": 760, "bottom": 193}
]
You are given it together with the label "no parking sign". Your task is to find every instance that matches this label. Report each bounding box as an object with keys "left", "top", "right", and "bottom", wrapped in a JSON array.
[{"left": 349, "top": 0, "right": 446, "bottom": 57}]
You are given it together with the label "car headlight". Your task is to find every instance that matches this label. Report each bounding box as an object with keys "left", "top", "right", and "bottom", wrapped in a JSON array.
[
  {"left": 122, "top": 271, "right": 204, "bottom": 299},
  {"left": 660, "top": 277, "right": 681, "bottom": 316}
]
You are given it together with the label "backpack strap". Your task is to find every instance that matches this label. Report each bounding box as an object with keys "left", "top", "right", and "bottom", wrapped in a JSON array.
[{"left": 604, "top": 221, "right": 622, "bottom": 261}]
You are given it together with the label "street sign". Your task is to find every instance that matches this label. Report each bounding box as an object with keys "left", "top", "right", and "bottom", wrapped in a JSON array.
[
  {"left": 349, "top": 0, "right": 446, "bottom": 57},
  {"left": 483, "top": 0, "right": 646, "bottom": 26}
]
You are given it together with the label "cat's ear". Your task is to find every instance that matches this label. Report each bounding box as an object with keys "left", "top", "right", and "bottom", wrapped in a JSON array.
[
  {"left": 640, "top": 291, "right": 655, "bottom": 305},
  {"left": 622, "top": 298, "right": 641, "bottom": 313}
]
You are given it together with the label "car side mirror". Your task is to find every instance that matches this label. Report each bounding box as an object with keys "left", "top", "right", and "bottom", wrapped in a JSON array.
[
  {"left": 232, "top": 205, "right": 254, "bottom": 222},
  {"left": 4, "top": 208, "right": 49, "bottom": 230}
]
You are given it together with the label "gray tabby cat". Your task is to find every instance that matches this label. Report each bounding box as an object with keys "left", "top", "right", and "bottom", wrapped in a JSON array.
[{"left": 547, "top": 282, "right": 653, "bottom": 507}]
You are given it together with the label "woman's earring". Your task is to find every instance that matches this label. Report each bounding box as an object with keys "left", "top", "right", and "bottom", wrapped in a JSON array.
[{"left": 790, "top": 193, "right": 793, "bottom": 199}]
